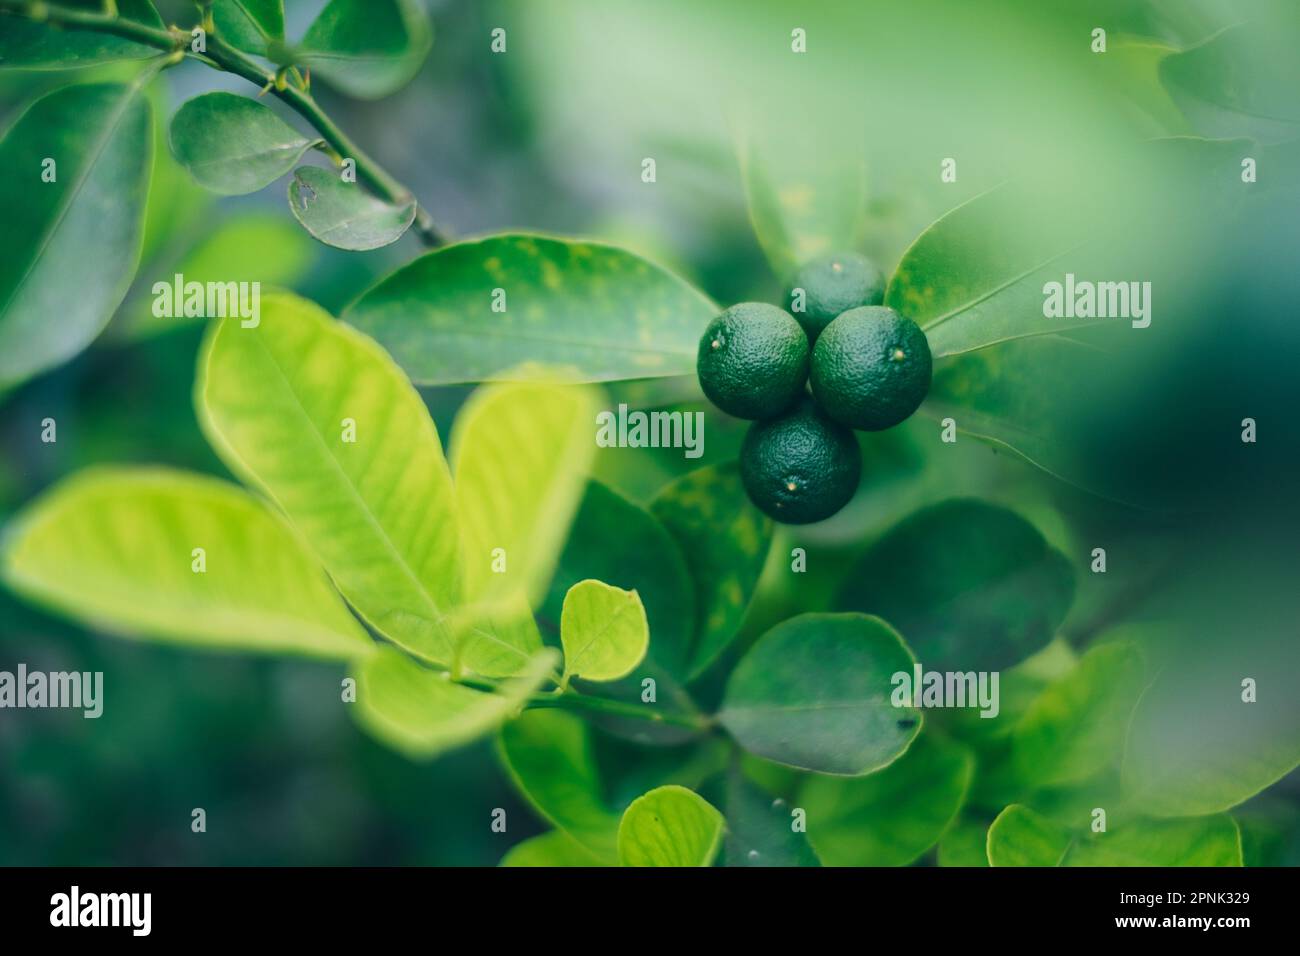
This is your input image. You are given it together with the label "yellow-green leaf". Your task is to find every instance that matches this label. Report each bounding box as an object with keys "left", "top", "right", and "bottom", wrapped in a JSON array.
[
  {"left": 197, "top": 292, "right": 462, "bottom": 665},
  {"left": 617, "top": 785, "right": 725, "bottom": 867},
  {"left": 353, "top": 646, "right": 557, "bottom": 760},
  {"left": 451, "top": 379, "right": 597, "bottom": 609},
  {"left": 1, "top": 467, "right": 371, "bottom": 659},
  {"left": 560, "top": 579, "right": 649, "bottom": 684},
  {"left": 500, "top": 830, "right": 611, "bottom": 867}
]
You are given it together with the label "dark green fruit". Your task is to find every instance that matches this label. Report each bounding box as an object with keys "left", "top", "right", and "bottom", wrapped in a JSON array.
[
  {"left": 786, "top": 251, "right": 885, "bottom": 340},
  {"left": 697, "top": 302, "right": 809, "bottom": 420},
  {"left": 811, "top": 306, "right": 932, "bottom": 431},
  {"left": 740, "top": 400, "right": 861, "bottom": 524}
]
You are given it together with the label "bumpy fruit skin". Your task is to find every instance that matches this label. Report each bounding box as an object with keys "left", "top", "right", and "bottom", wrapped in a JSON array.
[
  {"left": 786, "top": 251, "right": 885, "bottom": 340},
  {"left": 740, "top": 400, "right": 862, "bottom": 524},
  {"left": 811, "top": 305, "right": 932, "bottom": 431},
  {"left": 697, "top": 302, "right": 809, "bottom": 420}
]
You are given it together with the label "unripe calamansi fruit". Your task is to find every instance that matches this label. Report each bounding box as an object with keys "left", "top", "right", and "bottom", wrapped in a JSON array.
[{"left": 697, "top": 302, "right": 809, "bottom": 420}]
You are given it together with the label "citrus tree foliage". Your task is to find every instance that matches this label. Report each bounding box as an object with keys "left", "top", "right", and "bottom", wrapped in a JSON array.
[{"left": 1, "top": 0, "right": 1296, "bottom": 867}]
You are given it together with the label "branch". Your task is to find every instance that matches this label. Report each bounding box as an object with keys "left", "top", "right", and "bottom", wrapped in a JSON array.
[
  {"left": 455, "top": 674, "right": 714, "bottom": 732},
  {"left": 2, "top": 0, "right": 447, "bottom": 247}
]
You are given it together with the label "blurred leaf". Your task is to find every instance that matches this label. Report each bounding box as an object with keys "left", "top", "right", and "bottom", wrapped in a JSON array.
[
  {"left": 988, "top": 804, "right": 1242, "bottom": 866},
  {"left": 724, "top": 768, "right": 820, "bottom": 867},
  {"left": 800, "top": 733, "right": 973, "bottom": 866},
  {"left": 1160, "top": 16, "right": 1300, "bottom": 141},
  {"left": 1122, "top": 648, "right": 1300, "bottom": 817},
  {"left": 451, "top": 379, "right": 597, "bottom": 610},
  {"left": 137, "top": 81, "right": 210, "bottom": 267},
  {"left": 117, "top": 213, "right": 315, "bottom": 340},
  {"left": 1012, "top": 641, "right": 1147, "bottom": 789},
  {"left": 343, "top": 234, "right": 717, "bottom": 385},
  {"left": 560, "top": 579, "right": 648, "bottom": 684},
  {"left": 170, "top": 93, "right": 317, "bottom": 195},
  {"left": 617, "top": 785, "right": 724, "bottom": 867},
  {"left": 353, "top": 645, "right": 557, "bottom": 760},
  {"left": 197, "top": 292, "right": 463, "bottom": 665},
  {"left": 937, "top": 818, "right": 990, "bottom": 867},
  {"left": 925, "top": 334, "right": 1123, "bottom": 502},
  {"left": 287, "top": 166, "right": 415, "bottom": 250},
  {"left": 986, "top": 804, "right": 1070, "bottom": 866},
  {"left": 498, "top": 709, "right": 621, "bottom": 862},
  {"left": 1, "top": 466, "right": 371, "bottom": 659},
  {"left": 836, "top": 499, "right": 1074, "bottom": 672},
  {"left": 1105, "top": 38, "right": 1188, "bottom": 135},
  {"left": 545, "top": 481, "right": 695, "bottom": 680},
  {"left": 719, "top": 613, "right": 920, "bottom": 775},
  {"left": 212, "top": 0, "right": 285, "bottom": 58},
  {"left": 0, "top": 81, "right": 151, "bottom": 392},
  {"left": 884, "top": 182, "right": 1096, "bottom": 358},
  {"left": 448, "top": 591, "right": 544, "bottom": 681},
  {"left": 298, "top": 0, "right": 433, "bottom": 100},
  {"left": 500, "top": 830, "right": 611, "bottom": 867},
  {"left": 0, "top": 1, "right": 162, "bottom": 69},
  {"left": 737, "top": 126, "right": 867, "bottom": 278},
  {"left": 651, "top": 462, "right": 772, "bottom": 678}
]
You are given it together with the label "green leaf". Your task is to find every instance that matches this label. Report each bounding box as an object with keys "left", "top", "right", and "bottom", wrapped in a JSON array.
[
  {"left": 800, "top": 732, "right": 974, "bottom": 866},
  {"left": 651, "top": 462, "right": 772, "bottom": 678},
  {"left": 287, "top": 166, "right": 415, "bottom": 251},
  {"left": 450, "top": 379, "right": 597, "bottom": 610},
  {"left": 135, "top": 81, "right": 212, "bottom": 268},
  {"left": 498, "top": 709, "right": 621, "bottom": 861},
  {"left": 884, "top": 182, "right": 1093, "bottom": 358},
  {"left": 724, "top": 769, "right": 820, "bottom": 867},
  {"left": 196, "top": 292, "right": 463, "bottom": 665},
  {"left": 170, "top": 93, "right": 317, "bottom": 196},
  {"left": 719, "top": 613, "right": 921, "bottom": 776},
  {"left": 925, "top": 333, "right": 1128, "bottom": 502},
  {"left": 500, "top": 830, "right": 611, "bottom": 867},
  {"left": 353, "top": 645, "right": 557, "bottom": 760},
  {"left": 298, "top": 0, "right": 433, "bottom": 100},
  {"left": 211, "top": 0, "right": 285, "bottom": 58},
  {"left": 0, "top": 466, "right": 371, "bottom": 659},
  {"left": 545, "top": 481, "right": 695, "bottom": 680},
  {"left": 1122, "top": 647, "right": 1300, "bottom": 817},
  {"left": 560, "top": 579, "right": 648, "bottom": 684},
  {"left": 617, "top": 785, "right": 724, "bottom": 867},
  {"left": 0, "top": 1, "right": 163, "bottom": 69},
  {"left": 116, "top": 213, "right": 316, "bottom": 340},
  {"left": 343, "top": 234, "right": 718, "bottom": 385},
  {"left": 1159, "top": 17, "right": 1300, "bottom": 140},
  {"left": 1012, "top": 641, "right": 1147, "bottom": 789},
  {"left": 737, "top": 126, "right": 867, "bottom": 277},
  {"left": 987, "top": 805, "right": 1243, "bottom": 867},
  {"left": 986, "top": 805, "right": 1070, "bottom": 866},
  {"left": 0, "top": 81, "right": 151, "bottom": 392},
  {"left": 836, "top": 499, "right": 1074, "bottom": 672},
  {"left": 937, "top": 819, "right": 991, "bottom": 867}
]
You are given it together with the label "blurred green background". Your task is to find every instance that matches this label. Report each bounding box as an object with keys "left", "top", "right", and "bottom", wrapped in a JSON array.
[{"left": 2, "top": 0, "right": 1297, "bottom": 864}]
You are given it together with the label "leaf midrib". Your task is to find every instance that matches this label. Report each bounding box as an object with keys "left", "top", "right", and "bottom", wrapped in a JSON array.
[{"left": 236, "top": 324, "right": 452, "bottom": 644}]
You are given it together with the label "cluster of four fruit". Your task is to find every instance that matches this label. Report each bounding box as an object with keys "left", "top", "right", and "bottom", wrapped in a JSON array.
[{"left": 696, "top": 252, "right": 933, "bottom": 524}]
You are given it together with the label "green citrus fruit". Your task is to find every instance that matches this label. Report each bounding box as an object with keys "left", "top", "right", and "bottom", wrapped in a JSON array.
[
  {"left": 786, "top": 251, "right": 885, "bottom": 340},
  {"left": 740, "top": 399, "right": 861, "bottom": 524},
  {"left": 810, "top": 306, "right": 932, "bottom": 431},
  {"left": 697, "top": 302, "right": 809, "bottom": 420}
]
